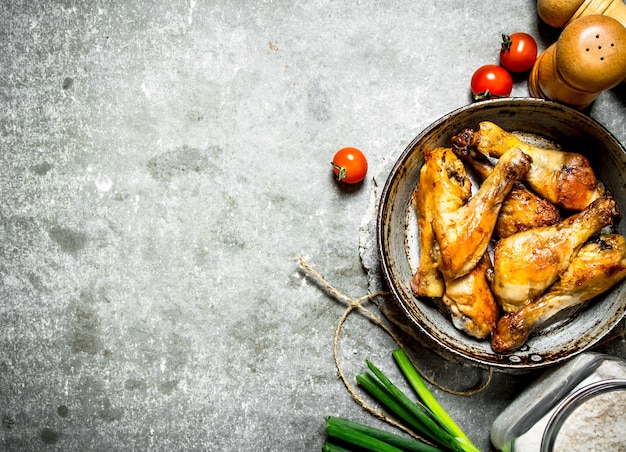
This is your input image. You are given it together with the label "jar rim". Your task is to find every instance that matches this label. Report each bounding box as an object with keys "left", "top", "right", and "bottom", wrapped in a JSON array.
[{"left": 540, "top": 378, "right": 626, "bottom": 452}]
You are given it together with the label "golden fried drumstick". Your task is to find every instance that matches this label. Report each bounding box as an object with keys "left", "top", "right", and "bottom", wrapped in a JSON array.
[
  {"left": 492, "top": 234, "right": 626, "bottom": 354},
  {"left": 411, "top": 147, "right": 498, "bottom": 338},
  {"left": 443, "top": 252, "right": 498, "bottom": 339},
  {"left": 411, "top": 147, "right": 471, "bottom": 298},
  {"left": 468, "top": 121, "right": 604, "bottom": 211},
  {"left": 451, "top": 130, "right": 561, "bottom": 238},
  {"left": 492, "top": 195, "right": 621, "bottom": 312},
  {"left": 433, "top": 147, "right": 531, "bottom": 280}
]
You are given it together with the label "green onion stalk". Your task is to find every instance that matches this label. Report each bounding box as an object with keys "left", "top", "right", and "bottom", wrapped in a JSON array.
[
  {"left": 323, "top": 348, "right": 480, "bottom": 452},
  {"left": 393, "top": 349, "right": 479, "bottom": 452},
  {"left": 324, "top": 416, "right": 442, "bottom": 452}
]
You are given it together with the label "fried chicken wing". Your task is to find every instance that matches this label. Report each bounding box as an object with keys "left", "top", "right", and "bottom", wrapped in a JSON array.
[
  {"left": 492, "top": 234, "right": 626, "bottom": 353},
  {"left": 468, "top": 121, "right": 605, "bottom": 211},
  {"left": 451, "top": 132, "right": 561, "bottom": 238},
  {"left": 433, "top": 147, "right": 532, "bottom": 280},
  {"left": 492, "top": 195, "right": 621, "bottom": 312},
  {"left": 442, "top": 253, "right": 498, "bottom": 339},
  {"left": 411, "top": 147, "right": 471, "bottom": 298}
]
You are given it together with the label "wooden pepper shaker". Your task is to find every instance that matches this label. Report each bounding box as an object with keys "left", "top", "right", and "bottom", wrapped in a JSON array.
[
  {"left": 528, "top": 14, "right": 626, "bottom": 109},
  {"left": 537, "top": 0, "right": 626, "bottom": 28}
]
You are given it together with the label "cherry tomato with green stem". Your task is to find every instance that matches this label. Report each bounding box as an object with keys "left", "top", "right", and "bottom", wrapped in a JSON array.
[
  {"left": 471, "top": 64, "right": 513, "bottom": 101},
  {"left": 331, "top": 147, "right": 368, "bottom": 184},
  {"left": 500, "top": 32, "right": 538, "bottom": 73}
]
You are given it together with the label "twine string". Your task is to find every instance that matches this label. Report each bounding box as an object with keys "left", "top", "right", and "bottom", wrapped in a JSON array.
[{"left": 298, "top": 256, "right": 493, "bottom": 441}]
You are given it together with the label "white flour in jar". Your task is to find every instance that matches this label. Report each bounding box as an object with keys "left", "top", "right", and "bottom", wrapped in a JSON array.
[
  {"left": 512, "top": 359, "right": 626, "bottom": 451},
  {"left": 553, "top": 389, "right": 626, "bottom": 451}
]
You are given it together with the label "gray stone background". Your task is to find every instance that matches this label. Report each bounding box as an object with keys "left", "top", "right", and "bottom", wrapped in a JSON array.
[{"left": 0, "top": 1, "right": 624, "bottom": 451}]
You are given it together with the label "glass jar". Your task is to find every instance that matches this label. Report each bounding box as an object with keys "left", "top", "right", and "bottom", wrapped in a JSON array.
[
  {"left": 539, "top": 378, "right": 626, "bottom": 451},
  {"left": 490, "top": 352, "right": 626, "bottom": 452}
]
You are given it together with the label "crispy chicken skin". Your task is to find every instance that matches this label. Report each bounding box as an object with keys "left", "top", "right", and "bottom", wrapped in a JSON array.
[
  {"left": 492, "top": 195, "right": 621, "bottom": 312},
  {"left": 411, "top": 147, "right": 471, "bottom": 298},
  {"left": 443, "top": 253, "right": 498, "bottom": 339},
  {"left": 492, "top": 234, "right": 626, "bottom": 353},
  {"left": 468, "top": 121, "right": 605, "bottom": 211},
  {"left": 496, "top": 187, "right": 562, "bottom": 239},
  {"left": 451, "top": 132, "right": 561, "bottom": 238},
  {"left": 411, "top": 147, "right": 498, "bottom": 338},
  {"left": 433, "top": 147, "right": 531, "bottom": 280}
]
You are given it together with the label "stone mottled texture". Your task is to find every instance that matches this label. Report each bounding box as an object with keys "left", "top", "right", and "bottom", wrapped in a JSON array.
[{"left": 0, "top": 1, "right": 624, "bottom": 451}]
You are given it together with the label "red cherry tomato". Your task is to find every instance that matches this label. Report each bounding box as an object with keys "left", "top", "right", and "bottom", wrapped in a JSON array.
[
  {"left": 500, "top": 32, "right": 538, "bottom": 73},
  {"left": 471, "top": 64, "right": 513, "bottom": 101},
  {"left": 331, "top": 147, "right": 368, "bottom": 184}
]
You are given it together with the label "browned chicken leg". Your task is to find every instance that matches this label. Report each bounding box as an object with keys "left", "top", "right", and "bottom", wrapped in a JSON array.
[
  {"left": 411, "top": 147, "right": 498, "bottom": 338},
  {"left": 451, "top": 131, "right": 561, "bottom": 238},
  {"left": 433, "top": 147, "right": 532, "bottom": 280},
  {"left": 492, "top": 195, "right": 621, "bottom": 312},
  {"left": 411, "top": 147, "right": 471, "bottom": 298},
  {"left": 468, "top": 121, "right": 605, "bottom": 211},
  {"left": 492, "top": 234, "right": 626, "bottom": 353},
  {"left": 496, "top": 188, "right": 562, "bottom": 239},
  {"left": 442, "top": 252, "right": 498, "bottom": 339}
]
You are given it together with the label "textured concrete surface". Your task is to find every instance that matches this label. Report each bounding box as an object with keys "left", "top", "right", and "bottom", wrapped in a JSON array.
[{"left": 0, "top": 1, "right": 624, "bottom": 451}]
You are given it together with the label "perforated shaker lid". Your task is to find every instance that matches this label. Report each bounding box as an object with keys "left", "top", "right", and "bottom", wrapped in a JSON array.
[{"left": 556, "top": 15, "right": 626, "bottom": 91}]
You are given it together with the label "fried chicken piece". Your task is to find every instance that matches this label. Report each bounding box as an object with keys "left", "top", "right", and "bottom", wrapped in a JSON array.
[
  {"left": 496, "top": 188, "right": 562, "bottom": 239},
  {"left": 492, "top": 234, "right": 626, "bottom": 353},
  {"left": 451, "top": 132, "right": 561, "bottom": 238},
  {"left": 468, "top": 121, "right": 605, "bottom": 211},
  {"left": 492, "top": 195, "right": 621, "bottom": 312},
  {"left": 411, "top": 147, "right": 471, "bottom": 298},
  {"left": 433, "top": 147, "right": 532, "bottom": 280},
  {"left": 442, "top": 253, "right": 498, "bottom": 339},
  {"left": 410, "top": 147, "right": 498, "bottom": 338}
]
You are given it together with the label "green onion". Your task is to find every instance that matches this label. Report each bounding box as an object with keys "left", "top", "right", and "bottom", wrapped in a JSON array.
[
  {"left": 360, "top": 361, "right": 462, "bottom": 451},
  {"left": 356, "top": 372, "right": 439, "bottom": 443},
  {"left": 325, "top": 417, "right": 405, "bottom": 452},
  {"left": 325, "top": 417, "right": 444, "bottom": 452},
  {"left": 392, "top": 349, "right": 480, "bottom": 452},
  {"left": 324, "top": 349, "right": 481, "bottom": 452},
  {"left": 321, "top": 441, "right": 353, "bottom": 452}
]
